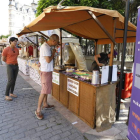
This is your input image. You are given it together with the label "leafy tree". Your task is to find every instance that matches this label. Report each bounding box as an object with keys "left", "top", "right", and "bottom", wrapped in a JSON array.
[
  {"left": 36, "top": 0, "right": 138, "bottom": 25},
  {"left": 129, "top": 0, "right": 140, "bottom": 25},
  {"left": 0, "top": 34, "right": 11, "bottom": 39}
]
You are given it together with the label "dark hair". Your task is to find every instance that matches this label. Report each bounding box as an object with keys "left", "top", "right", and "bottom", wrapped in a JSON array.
[{"left": 9, "top": 37, "right": 18, "bottom": 44}]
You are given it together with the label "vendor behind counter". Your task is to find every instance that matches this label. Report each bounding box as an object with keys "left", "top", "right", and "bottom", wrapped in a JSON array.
[{"left": 90, "top": 50, "right": 118, "bottom": 72}]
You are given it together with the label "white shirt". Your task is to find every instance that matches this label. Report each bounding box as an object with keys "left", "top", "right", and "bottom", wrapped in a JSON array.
[{"left": 39, "top": 42, "right": 53, "bottom": 72}]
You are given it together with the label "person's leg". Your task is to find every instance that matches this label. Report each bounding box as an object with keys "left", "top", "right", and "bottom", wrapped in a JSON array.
[
  {"left": 42, "top": 72, "right": 54, "bottom": 109},
  {"left": 5, "top": 65, "right": 14, "bottom": 100},
  {"left": 37, "top": 94, "right": 46, "bottom": 112},
  {"left": 10, "top": 65, "right": 19, "bottom": 97},
  {"left": 43, "top": 94, "right": 48, "bottom": 107},
  {"left": 35, "top": 72, "right": 46, "bottom": 120}
]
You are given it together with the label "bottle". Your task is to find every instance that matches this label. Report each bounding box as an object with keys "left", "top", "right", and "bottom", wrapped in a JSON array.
[{"left": 92, "top": 70, "right": 99, "bottom": 85}]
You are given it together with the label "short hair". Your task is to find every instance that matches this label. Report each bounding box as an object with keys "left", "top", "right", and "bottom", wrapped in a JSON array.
[
  {"left": 49, "top": 34, "right": 59, "bottom": 42},
  {"left": 9, "top": 37, "right": 18, "bottom": 44}
]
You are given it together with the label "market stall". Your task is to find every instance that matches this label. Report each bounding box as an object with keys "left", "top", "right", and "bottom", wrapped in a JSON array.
[{"left": 17, "top": 6, "right": 136, "bottom": 131}]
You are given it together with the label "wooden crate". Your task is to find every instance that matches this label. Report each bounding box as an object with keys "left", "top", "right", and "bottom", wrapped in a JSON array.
[
  {"left": 79, "top": 82, "right": 96, "bottom": 128},
  {"left": 59, "top": 73, "right": 69, "bottom": 107}
]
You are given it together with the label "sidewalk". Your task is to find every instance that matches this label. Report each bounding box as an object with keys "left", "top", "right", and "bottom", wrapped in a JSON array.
[{"left": 0, "top": 65, "right": 129, "bottom": 140}]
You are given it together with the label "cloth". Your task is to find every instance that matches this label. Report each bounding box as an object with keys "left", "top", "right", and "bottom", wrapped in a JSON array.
[
  {"left": 96, "top": 83, "right": 116, "bottom": 132},
  {"left": 40, "top": 71, "right": 52, "bottom": 94},
  {"left": 5, "top": 64, "right": 19, "bottom": 96},
  {"left": 27, "top": 46, "right": 33, "bottom": 56},
  {"left": 39, "top": 42, "right": 53, "bottom": 72},
  {"left": 2, "top": 46, "right": 19, "bottom": 64}
]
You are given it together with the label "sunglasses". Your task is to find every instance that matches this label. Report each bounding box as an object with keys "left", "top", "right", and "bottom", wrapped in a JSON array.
[{"left": 12, "top": 49, "right": 15, "bottom": 53}]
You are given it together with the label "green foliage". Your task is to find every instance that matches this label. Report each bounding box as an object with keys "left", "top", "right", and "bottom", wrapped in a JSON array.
[
  {"left": 36, "top": 0, "right": 138, "bottom": 25},
  {"left": 36, "top": 0, "right": 126, "bottom": 17},
  {"left": 0, "top": 34, "right": 10, "bottom": 39}
]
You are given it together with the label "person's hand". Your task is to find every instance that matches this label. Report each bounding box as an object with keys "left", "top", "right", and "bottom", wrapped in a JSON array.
[
  {"left": 37, "top": 63, "right": 41, "bottom": 67},
  {"left": 98, "top": 63, "right": 104, "bottom": 67},
  {"left": 52, "top": 49, "right": 56, "bottom": 55}
]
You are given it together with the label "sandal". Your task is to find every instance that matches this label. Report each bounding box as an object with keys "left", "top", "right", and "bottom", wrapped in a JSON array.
[
  {"left": 42, "top": 104, "right": 55, "bottom": 110},
  {"left": 10, "top": 94, "right": 17, "bottom": 98},
  {"left": 5, "top": 97, "right": 13, "bottom": 101},
  {"left": 35, "top": 110, "right": 43, "bottom": 120}
]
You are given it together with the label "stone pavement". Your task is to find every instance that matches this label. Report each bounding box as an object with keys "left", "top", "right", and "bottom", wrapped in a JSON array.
[{"left": 0, "top": 65, "right": 130, "bottom": 140}]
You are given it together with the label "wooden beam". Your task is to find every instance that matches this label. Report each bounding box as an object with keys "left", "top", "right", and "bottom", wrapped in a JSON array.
[
  {"left": 109, "top": 18, "right": 117, "bottom": 66},
  {"left": 38, "top": 31, "right": 50, "bottom": 39},
  {"left": 26, "top": 37, "right": 38, "bottom": 46},
  {"left": 88, "top": 11, "right": 116, "bottom": 45},
  {"left": 60, "top": 28, "right": 62, "bottom": 65}
]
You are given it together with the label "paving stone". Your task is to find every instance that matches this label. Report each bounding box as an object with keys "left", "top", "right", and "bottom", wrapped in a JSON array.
[
  {"left": 68, "top": 132, "right": 81, "bottom": 140},
  {"left": 0, "top": 129, "right": 8, "bottom": 135},
  {"left": 0, "top": 65, "right": 127, "bottom": 140},
  {"left": 11, "top": 133, "right": 25, "bottom": 140},
  {"left": 41, "top": 133, "right": 53, "bottom": 140},
  {"left": 1, "top": 131, "right": 15, "bottom": 139},
  {"left": 52, "top": 124, "right": 64, "bottom": 131},
  {"left": 52, "top": 130, "right": 62, "bottom": 135},
  {"left": 60, "top": 131, "right": 71, "bottom": 138},
  {"left": 49, "top": 135, "right": 61, "bottom": 140},
  {"left": 25, "top": 129, "right": 36, "bottom": 137},
  {"left": 37, "top": 120, "right": 49, "bottom": 126},
  {"left": 2, "top": 123, "right": 14, "bottom": 130},
  {"left": 35, "top": 125, "right": 47, "bottom": 132}
]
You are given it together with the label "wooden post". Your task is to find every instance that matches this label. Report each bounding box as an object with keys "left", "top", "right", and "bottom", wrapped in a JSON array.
[
  {"left": 94, "top": 40, "right": 98, "bottom": 55},
  {"left": 117, "top": 43, "right": 120, "bottom": 61},
  {"left": 38, "top": 31, "right": 49, "bottom": 39},
  {"left": 36, "top": 35, "right": 39, "bottom": 58},
  {"left": 60, "top": 28, "right": 62, "bottom": 65},
  {"left": 108, "top": 18, "right": 117, "bottom": 82}
]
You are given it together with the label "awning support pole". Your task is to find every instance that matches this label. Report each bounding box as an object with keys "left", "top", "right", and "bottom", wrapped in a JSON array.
[
  {"left": 94, "top": 39, "right": 98, "bottom": 55},
  {"left": 88, "top": 11, "right": 116, "bottom": 45},
  {"left": 116, "top": 0, "right": 130, "bottom": 121},
  {"left": 36, "top": 35, "right": 39, "bottom": 58},
  {"left": 108, "top": 18, "right": 117, "bottom": 82},
  {"left": 26, "top": 37, "right": 38, "bottom": 47},
  {"left": 60, "top": 28, "right": 63, "bottom": 65},
  {"left": 38, "top": 31, "right": 50, "bottom": 39}
]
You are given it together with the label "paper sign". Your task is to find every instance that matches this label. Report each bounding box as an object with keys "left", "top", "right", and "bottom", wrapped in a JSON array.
[
  {"left": 101, "top": 66, "right": 109, "bottom": 84},
  {"left": 67, "top": 78, "right": 79, "bottom": 96},
  {"left": 112, "top": 65, "right": 117, "bottom": 82},
  {"left": 52, "top": 72, "right": 60, "bottom": 85},
  {"left": 134, "top": 63, "right": 140, "bottom": 89}
]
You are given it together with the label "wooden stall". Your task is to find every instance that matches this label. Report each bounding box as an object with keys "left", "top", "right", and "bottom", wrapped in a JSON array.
[
  {"left": 52, "top": 71, "right": 117, "bottom": 129},
  {"left": 17, "top": 5, "right": 136, "bottom": 131}
]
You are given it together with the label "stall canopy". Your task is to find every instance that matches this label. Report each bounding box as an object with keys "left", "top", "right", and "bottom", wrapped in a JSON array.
[{"left": 17, "top": 6, "right": 136, "bottom": 44}]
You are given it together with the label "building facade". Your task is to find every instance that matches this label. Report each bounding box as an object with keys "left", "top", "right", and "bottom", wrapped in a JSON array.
[{"left": 8, "top": 0, "right": 37, "bottom": 35}]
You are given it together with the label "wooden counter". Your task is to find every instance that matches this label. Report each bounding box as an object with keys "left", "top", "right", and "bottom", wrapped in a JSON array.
[{"left": 52, "top": 71, "right": 116, "bottom": 129}]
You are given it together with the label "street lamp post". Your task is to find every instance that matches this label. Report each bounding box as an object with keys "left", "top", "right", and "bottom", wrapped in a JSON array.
[{"left": 116, "top": 0, "right": 130, "bottom": 120}]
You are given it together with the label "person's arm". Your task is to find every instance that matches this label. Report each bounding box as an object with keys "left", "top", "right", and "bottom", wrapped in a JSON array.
[
  {"left": 2, "top": 56, "right": 6, "bottom": 62},
  {"left": 2, "top": 48, "right": 7, "bottom": 62},
  {"left": 94, "top": 54, "right": 104, "bottom": 67},
  {"left": 44, "top": 49, "right": 56, "bottom": 63}
]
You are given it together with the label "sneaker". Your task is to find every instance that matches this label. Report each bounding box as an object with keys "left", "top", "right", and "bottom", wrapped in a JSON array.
[{"left": 35, "top": 110, "right": 43, "bottom": 120}]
